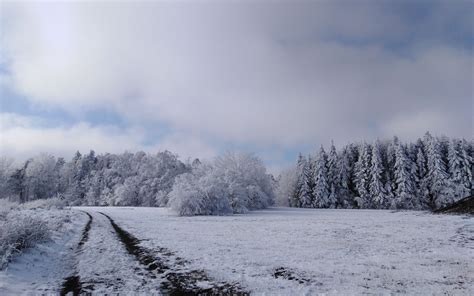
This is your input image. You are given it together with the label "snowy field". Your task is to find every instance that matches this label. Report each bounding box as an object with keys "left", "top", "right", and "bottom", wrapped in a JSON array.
[
  {"left": 1, "top": 207, "right": 472, "bottom": 295},
  {"left": 0, "top": 208, "right": 87, "bottom": 295}
]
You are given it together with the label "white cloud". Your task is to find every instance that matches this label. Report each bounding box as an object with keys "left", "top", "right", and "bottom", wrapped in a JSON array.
[
  {"left": 0, "top": 113, "right": 217, "bottom": 161},
  {"left": 0, "top": 1, "right": 472, "bottom": 159},
  {"left": 0, "top": 113, "right": 141, "bottom": 159}
]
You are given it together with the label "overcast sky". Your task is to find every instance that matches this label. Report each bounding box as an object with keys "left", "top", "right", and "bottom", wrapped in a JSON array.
[{"left": 0, "top": 0, "right": 472, "bottom": 172}]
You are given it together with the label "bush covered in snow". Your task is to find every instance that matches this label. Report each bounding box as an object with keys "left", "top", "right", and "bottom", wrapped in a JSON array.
[
  {"left": 0, "top": 199, "right": 19, "bottom": 219},
  {"left": 19, "top": 197, "right": 66, "bottom": 210},
  {"left": 168, "top": 152, "right": 275, "bottom": 216},
  {"left": 0, "top": 211, "right": 50, "bottom": 269},
  {"left": 0, "top": 198, "right": 71, "bottom": 269}
]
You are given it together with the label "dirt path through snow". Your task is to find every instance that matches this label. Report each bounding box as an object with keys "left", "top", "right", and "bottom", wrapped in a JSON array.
[{"left": 61, "top": 210, "right": 247, "bottom": 295}]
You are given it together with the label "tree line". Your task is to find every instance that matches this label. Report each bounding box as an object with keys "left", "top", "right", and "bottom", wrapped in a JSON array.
[
  {"left": 0, "top": 151, "right": 188, "bottom": 206},
  {"left": 276, "top": 132, "right": 472, "bottom": 210},
  {"left": 0, "top": 150, "right": 275, "bottom": 215},
  {"left": 1, "top": 132, "right": 471, "bottom": 214}
]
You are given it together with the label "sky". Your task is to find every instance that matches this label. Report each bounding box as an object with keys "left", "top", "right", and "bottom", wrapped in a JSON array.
[{"left": 0, "top": 0, "right": 472, "bottom": 173}]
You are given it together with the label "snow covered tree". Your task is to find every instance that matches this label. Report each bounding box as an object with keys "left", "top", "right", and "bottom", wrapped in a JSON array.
[
  {"left": 337, "top": 146, "right": 354, "bottom": 208},
  {"left": 275, "top": 166, "right": 297, "bottom": 207},
  {"left": 1, "top": 131, "right": 470, "bottom": 212},
  {"left": 63, "top": 151, "right": 84, "bottom": 205},
  {"left": 299, "top": 155, "right": 315, "bottom": 208},
  {"left": 394, "top": 144, "right": 417, "bottom": 209},
  {"left": 168, "top": 163, "right": 231, "bottom": 216},
  {"left": 415, "top": 143, "right": 430, "bottom": 209},
  {"left": 215, "top": 152, "right": 274, "bottom": 212},
  {"left": 0, "top": 158, "right": 15, "bottom": 199},
  {"left": 384, "top": 137, "right": 399, "bottom": 207},
  {"left": 290, "top": 153, "right": 306, "bottom": 208},
  {"left": 168, "top": 152, "right": 274, "bottom": 215},
  {"left": 24, "top": 154, "right": 58, "bottom": 201},
  {"left": 115, "top": 176, "right": 141, "bottom": 206},
  {"left": 448, "top": 139, "right": 471, "bottom": 200},
  {"left": 7, "top": 160, "right": 30, "bottom": 203},
  {"left": 424, "top": 132, "right": 454, "bottom": 209},
  {"left": 460, "top": 139, "right": 473, "bottom": 193},
  {"left": 290, "top": 154, "right": 306, "bottom": 207},
  {"left": 327, "top": 142, "right": 339, "bottom": 208},
  {"left": 354, "top": 143, "right": 371, "bottom": 208},
  {"left": 313, "top": 146, "right": 329, "bottom": 208},
  {"left": 369, "top": 141, "right": 387, "bottom": 209}
]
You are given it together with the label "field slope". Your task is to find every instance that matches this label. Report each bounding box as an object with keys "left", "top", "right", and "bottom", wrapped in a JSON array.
[
  {"left": 86, "top": 207, "right": 474, "bottom": 295},
  {"left": 1, "top": 207, "right": 472, "bottom": 295}
]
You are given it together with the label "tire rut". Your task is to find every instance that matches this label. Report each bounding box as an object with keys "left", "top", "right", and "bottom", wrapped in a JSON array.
[
  {"left": 99, "top": 212, "right": 248, "bottom": 295},
  {"left": 60, "top": 211, "right": 92, "bottom": 296}
]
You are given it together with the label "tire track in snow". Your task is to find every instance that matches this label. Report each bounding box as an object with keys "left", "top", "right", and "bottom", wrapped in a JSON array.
[
  {"left": 99, "top": 212, "right": 248, "bottom": 295},
  {"left": 60, "top": 211, "right": 92, "bottom": 296},
  {"left": 71, "top": 211, "right": 164, "bottom": 293}
]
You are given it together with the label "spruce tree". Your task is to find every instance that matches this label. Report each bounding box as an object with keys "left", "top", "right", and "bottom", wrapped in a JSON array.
[
  {"left": 415, "top": 145, "right": 430, "bottom": 209},
  {"left": 384, "top": 137, "right": 399, "bottom": 207},
  {"left": 300, "top": 155, "right": 315, "bottom": 208},
  {"left": 448, "top": 139, "right": 471, "bottom": 199},
  {"left": 291, "top": 153, "right": 306, "bottom": 207},
  {"left": 313, "top": 146, "right": 329, "bottom": 208},
  {"left": 424, "top": 133, "right": 453, "bottom": 209},
  {"left": 394, "top": 143, "right": 416, "bottom": 209},
  {"left": 327, "top": 142, "right": 339, "bottom": 208},
  {"left": 460, "top": 139, "right": 473, "bottom": 194},
  {"left": 354, "top": 143, "right": 371, "bottom": 208},
  {"left": 369, "top": 141, "right": 386, "bottom": 209},
  {"left": 338, "top": 146, "right": 353, "bottom": 208}
]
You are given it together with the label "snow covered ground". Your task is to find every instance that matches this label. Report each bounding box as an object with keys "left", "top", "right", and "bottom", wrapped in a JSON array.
[
  {"left": 0, "top": 207, "right": 472, "bottom": 295},
  {"left": 87, "top": 207, "right": 473, "bottom": 295},
  {"left": 0, "top": 208, "right": 87, "bottom": 295}
]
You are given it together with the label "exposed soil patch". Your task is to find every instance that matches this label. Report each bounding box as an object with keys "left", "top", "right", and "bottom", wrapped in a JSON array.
[
  {"left": 99, "top": 212, "right": 248, "bottom": 295},
  {"left": 60, "top": 211, "right": 92, "bottom": 296},
  {"left": 273, "top": 267, "right": 311, "bottom": 284},
  {"left": 78, "top": 212, "right": 93, "bottom": 247},
  {"left": 60, "top": 275, "right": 81, "bottom": 296},
  {"left": 434, "top": 195, "right": 474, "bottom": 215}
]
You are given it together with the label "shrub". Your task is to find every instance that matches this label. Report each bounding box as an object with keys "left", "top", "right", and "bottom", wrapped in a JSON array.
[
  {"left": 168, "top": 152, "right": 274, "bottom": 216},
  {"left": 20, "top": 197, "right": 66, "bottom": 210},
  {"left": 0, "top": 199, "right": 19, "bottom": 219},
  {"left": 0, "top": 211, "right": 51, "bottom": 269}
]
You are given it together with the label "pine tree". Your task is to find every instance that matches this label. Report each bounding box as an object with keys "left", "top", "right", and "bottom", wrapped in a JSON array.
[
  {"left": 384, "top": 137, "right": 398, "bottom": 207},
  {"left": 424, "top": 133, "right": 453, "bottom": 209},
  {"left": 415, "top": 144, "right": 430, "bottom": 209},
  {"left": 313, "top": 146, "right": 329, "bottom": 208},
  {"left": 394, "top": 143, "right": 416, "bottom": 209},
  {"left": 448, "top": 139, "right": 471, "bottom": 199},
  {"left": 460, "top": 139, "right": 473, "bottom": 194},
  {"left": 327, "top": 142, "right": 339, "bottom": 208},
  {"left": 369, "top": 140, "right": 386, "bottom": 209},
  {"left": 338, "top": 146, "right": 353, "bottom": 208},
  {"left": 300, "top": 155, "right": 315, "bottom": 208},
  {"left": 291, "top": 154, "right": 306, "bottom": 207},
  {"left": 354, "top": 143, "right": 371, "bottom": 208}
]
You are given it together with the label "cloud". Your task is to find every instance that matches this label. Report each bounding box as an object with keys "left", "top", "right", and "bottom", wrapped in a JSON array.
[
  {"left": 0, "top": 1, "right": 472, "bottom": 164},
  {"left": 0, "top": 113, "right": 216, "bottom": 161},
  {"left": 0, "top": 112, "right": 141, "bottom": 159}
]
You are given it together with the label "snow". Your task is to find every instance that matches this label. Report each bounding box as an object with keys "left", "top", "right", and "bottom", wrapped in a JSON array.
[
  {"left": 83, "top": 207, "right": 474, "bottom": 295},
  {"left": 0, "top": 209, "right": 87, "bottom": 295},
  {"left": 73, "top": 211, "right": 166, "bottom": 293},
  {"left": 1, "top": 206, "right": 472, "bottom": 295}
]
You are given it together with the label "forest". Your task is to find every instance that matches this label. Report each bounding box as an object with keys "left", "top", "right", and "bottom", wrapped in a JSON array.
[
  {"left": 276, "top": 132, "right": 472, "bottom": 210},
  {"left": 0, "top": 132, "right": 471, "bottom": 215}
]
